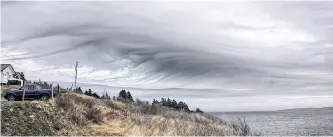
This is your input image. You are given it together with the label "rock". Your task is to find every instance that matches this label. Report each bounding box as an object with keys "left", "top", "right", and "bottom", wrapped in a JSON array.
[{"left": 35, "top": 105, "right": 43, "bottom": 110}]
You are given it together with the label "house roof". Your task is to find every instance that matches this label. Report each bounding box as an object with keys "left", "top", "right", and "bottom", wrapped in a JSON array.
[
  {"left": 1, "top": 64, "right": 16, "bottom": 72},
  {"left": 14, "top": 72, "right": 26, "bottom": 80},
  {"left": 1, "top": 64, "right": 11, "bottom": 71},
  {"left": 15, "top": 72, "right": 22, "bottom": 77},
  {"left": 15, "top": 72, "right": 21, "bottom": 77}
]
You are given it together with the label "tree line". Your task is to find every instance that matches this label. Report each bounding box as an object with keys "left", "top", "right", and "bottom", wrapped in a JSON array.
[
  {"left": 117, "top": 89, "right": 134, "bottom": 101},
  {"left": 82, "top": 89, "right": 101, "bottom": 99},
  {"left": 115, "top": 90, "right": 204, "bottom": 113},
  {"left": 39, "top": 82, "right": 205, "bottom": 114},
  {"left": 152, "top": 98, "right": 190, "bottom": 111}
]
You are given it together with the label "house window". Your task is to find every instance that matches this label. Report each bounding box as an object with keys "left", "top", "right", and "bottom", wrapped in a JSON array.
[{"left": 7, "top": 72, "right": 10, "bottom": 78}]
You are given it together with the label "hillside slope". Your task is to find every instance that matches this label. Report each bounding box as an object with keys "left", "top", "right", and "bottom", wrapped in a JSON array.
[{"left": 1, "top": 93, "right": 252, "bottom": 136}]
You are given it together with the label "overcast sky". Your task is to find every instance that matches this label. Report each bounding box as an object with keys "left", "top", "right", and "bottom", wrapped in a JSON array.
[{"left": 1, "top": 1, "right": 333, "bottom": 111}]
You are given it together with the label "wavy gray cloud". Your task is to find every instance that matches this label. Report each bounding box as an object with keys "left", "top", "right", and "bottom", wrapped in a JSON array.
[{"left": 1, "top": 1, "right": 333, "bottom": 111}]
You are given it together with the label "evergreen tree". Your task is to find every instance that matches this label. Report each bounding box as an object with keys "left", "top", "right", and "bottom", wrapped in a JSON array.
[
  {"left": 88, "top": 89, "right": 93, "bottom": 96},
  {"left": 166, "top": 98, "right": 171, "bottom": 107},
  {"left": 196, "top": 108, "right": 204, "bottom": 113},
  {"left": 118, "top": 89, "right": 127, "bottom": 99},
  {"left": 105, "top": 92, "right": 110, "bottom": 99},
  {"left": 84, "top": 90, "right": 88, "bottom": 95},
  {"left": 101, "top": 92, "right": 105, "bottom": 99},
  {"left": 152, "top": 99, "right": 156, "bottom": 105},
  {"left": 177, "top": 101, "right": 184, "bottom": 110},
  {"left": 92, "top": 92, "right": 100, "bottom": 99},
  {"left": 76, "top": 87, "right": 83, "bottom": 93},
  {"left": 183, "top": 102, "right": 190, "bottom": 112},
  {"left": 161, "top": 98, "right": 166, "bottom": 106},
  {"left": 126, "top": 91, "right": 134, "bottom": 102},
  {"left": 171, "top": 99, "right": 177, "bottom": 108},
  {"left": 152, "top": 99, "right": 159, "bottom": 105}
]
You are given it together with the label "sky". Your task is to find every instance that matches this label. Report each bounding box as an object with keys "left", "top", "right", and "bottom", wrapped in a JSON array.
[{"left": 1, "top": 1, "right": 333, "bottom": 111}]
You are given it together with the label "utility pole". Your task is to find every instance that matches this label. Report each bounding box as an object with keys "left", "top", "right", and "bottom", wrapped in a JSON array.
[
  {"left": 74, "top": 61, "right": 78, "bottom": 92},
  {"left": 51, "top": 83, "right": 54, "bottom": 100}
]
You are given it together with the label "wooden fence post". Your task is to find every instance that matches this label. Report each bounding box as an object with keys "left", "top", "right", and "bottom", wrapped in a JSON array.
[
  {"left": 22, "top": 89, "right": 25, "bottom": 101},
  {"left": 51, "top": 84, "right": 54, "bottom": 100}
]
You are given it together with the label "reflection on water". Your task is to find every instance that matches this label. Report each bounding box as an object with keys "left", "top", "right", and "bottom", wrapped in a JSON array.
[{"left": 210, "top": 107, "right": 333, "bottom": 136}]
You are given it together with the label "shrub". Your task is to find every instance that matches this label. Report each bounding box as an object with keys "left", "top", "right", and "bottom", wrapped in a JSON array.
[
  {"left": 70, "top": 111, "right": 89, "bottom": 126},
  {"left": 196, "top": 108, "right": 204, "bottom": 113},
  {"left": 104, "top": 100, "right": 119, "bottom": 110},
  {"left": 136, "top": 98, "right": 144, "bottom": 105},
  {"left": 86, "top": 107, "right": 102, "bottom": 124},
  {"left": 231, "top": 117, "right": 252, "bottom": 136},
  {"left": 139, "top": 104, "right": 152, "bottom": 114},
  {"left": 54, "top": 93, "right": 102, "bottom": 125},
  {"left": 120, "top": 104, "right": 131, "bottom": 118},
  {"left": 55, "top": 95, "right": 72, "bottom": 110}
]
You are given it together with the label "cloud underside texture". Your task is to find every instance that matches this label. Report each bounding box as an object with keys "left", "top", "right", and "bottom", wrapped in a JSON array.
[{"left": 1, "top": 2, "right": 333, "bottom": 111}]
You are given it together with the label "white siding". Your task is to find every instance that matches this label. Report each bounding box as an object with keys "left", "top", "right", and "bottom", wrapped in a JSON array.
[
  {"left": 1, "top": 72, "right": 8, "bottom": 83},
  {"left": 1, "top": 67, "right": 15, "bottom": 84}
]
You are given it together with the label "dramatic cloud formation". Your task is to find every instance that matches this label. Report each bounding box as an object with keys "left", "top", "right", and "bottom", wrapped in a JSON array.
[{"left": 1, "top": 1, "right": 333, "bottom": 111}]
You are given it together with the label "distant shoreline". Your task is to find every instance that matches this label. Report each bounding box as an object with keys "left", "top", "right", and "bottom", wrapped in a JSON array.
[{"left": 208, "top": 106, "right": 333, "bottom": 114}]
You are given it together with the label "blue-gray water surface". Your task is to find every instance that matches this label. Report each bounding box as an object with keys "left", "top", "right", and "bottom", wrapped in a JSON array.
[{"left": 210, "top": 107, "right": 333, "bottom": 136}]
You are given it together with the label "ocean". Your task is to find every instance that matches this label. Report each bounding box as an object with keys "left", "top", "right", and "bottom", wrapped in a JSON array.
[{"left": 210, "top": 107, "right": 333, "bottom": 136}]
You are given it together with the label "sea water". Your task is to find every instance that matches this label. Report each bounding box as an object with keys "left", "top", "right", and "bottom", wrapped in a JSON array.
[{"left": 210, "top": 107, "right": 333, "bottom": 136}]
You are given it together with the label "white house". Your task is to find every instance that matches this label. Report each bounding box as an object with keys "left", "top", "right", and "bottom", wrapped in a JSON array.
[{"left": 1, "top": 64, "right": 24, "bottom": 86}]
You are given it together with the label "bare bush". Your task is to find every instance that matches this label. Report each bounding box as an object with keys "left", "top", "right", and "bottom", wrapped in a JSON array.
[
  {"left": 86, "top": 107, "right": 102, "bottom": 124},
  {"left": 54, "top": 95, "right": 73, "bottom": 110},
  {"left": 55, "top": 93, "right": 102, "bottom": 125},
  {"left": 70, "top": 110, "right": 89, "bottom": 126},
  {"left": 135, "top": 98, "right": 144, "bottom": 105},
  {"left": 120, "top": 104, "right": 132, "bottom": 119},
  {"left": 231, "top": 117, "right": 257, "bottom": 136},
  {"left": 104, "top": 100, "right": 120, "bottom": 110}
]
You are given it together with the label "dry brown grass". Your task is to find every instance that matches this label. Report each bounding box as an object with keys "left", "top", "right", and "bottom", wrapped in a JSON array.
[
  {"left": 54, "top": 93, "right": 103, "bottom": 125},
  {"left": 2, "top": 93, "right": 256, "bottom": 136},
  {"left": 97, "top": 98, "right": 244, "bottom": 136},
  {"left": 85, "top": 94, "right": 256, "bottom": 136}
]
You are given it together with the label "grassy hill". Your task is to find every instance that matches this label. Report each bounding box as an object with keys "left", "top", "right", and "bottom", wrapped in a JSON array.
[{"left": 1, "top": 93, "right": 255, "bottom": 136}]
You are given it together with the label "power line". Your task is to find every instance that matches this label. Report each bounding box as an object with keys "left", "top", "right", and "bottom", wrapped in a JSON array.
[{"left": 0, "top": 30, "right": 26, "bottom": 46}]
